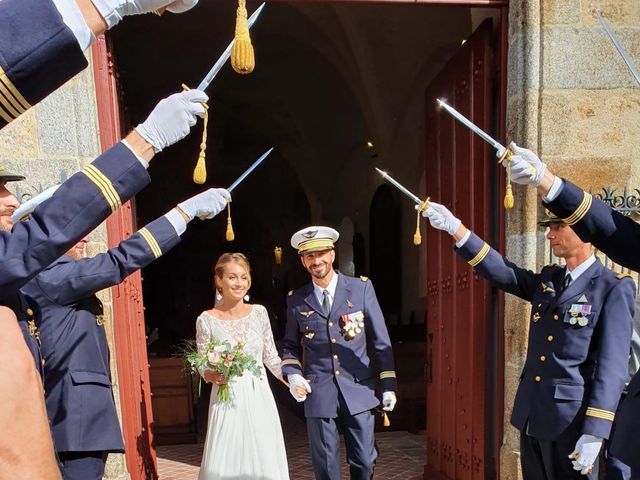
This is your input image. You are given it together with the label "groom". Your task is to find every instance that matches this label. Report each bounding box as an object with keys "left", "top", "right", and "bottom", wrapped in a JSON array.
[{"left": 282, "top": 225, "right": 398, "bottom": 480}]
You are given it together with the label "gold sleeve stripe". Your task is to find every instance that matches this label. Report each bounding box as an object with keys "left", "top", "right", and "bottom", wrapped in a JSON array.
[
  {"left": 0, "top": 67, "right": 30, "bottom": 112},
  {"left": 585, "top": 407, "right": 615, "bottom": 422},
  {"left": 380, "top": 371, "right": 396, "bottom": 379},
  {"left": 563, "top": 192, "right": 592, "bottom": 226},
  {"left": 82, "top": 165, "right": 121, "bottom": 213},
  {"left": 138, "top": 228, "right": 162, "bottom": 259},
  {"left": 281, "top": 359, "right": 302, "bottom": 368},
  {"left": 0, "top": 102, "right": 11, "bottom": 124},
  {"left": 468, "top": 243, "right": 491, "bottom": 267},
  {"left": 0, "top": 88, "right": 22, "bottom": 118}
]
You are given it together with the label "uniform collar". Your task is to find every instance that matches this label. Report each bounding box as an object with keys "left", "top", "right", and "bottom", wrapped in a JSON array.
[
  {"left": 313, "top": 270, "right": 338, "bottom": 305},
  {"left": 566, "top": 254, "right": 596, "bottom": 282}
]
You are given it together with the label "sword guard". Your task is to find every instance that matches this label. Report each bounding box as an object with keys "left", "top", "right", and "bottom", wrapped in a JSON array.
[{"left": 497, "top": 146, "right": 513, "bottom": 164}]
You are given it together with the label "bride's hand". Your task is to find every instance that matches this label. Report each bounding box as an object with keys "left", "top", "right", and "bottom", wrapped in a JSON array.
[
  {"left": 294, "top": 385, "right": 308, "bottom": 399},
  {"left": 204, "top": 371, "right": 228, "bottom": 385}
]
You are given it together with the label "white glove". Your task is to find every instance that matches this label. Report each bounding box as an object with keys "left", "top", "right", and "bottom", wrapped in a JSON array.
[
  {"left": 569, "top": 434, "right": 603, "bottom": 475},
  {"left": 135, "top": 90, "right": 208, "bottom": 153},
  {"left": 287, "top": 374, "right": 311, "bottom": 403},
  {"left": 382, "top": 391, "right": 397, "bottom": 412},
  {"left": 420, "top": 201, "right": 461, "bottom": 236},
  {"left": 92, "top": 0, "right": 199, "bottom": 28},
  {"left": 178, "top": 189, "right": 231, "bottom": 220},
  {"left": 502, "top": 142, "right": 546, "bottom": 186}
]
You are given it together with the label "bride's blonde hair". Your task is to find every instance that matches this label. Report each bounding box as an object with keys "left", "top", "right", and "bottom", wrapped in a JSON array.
[{"left": 214, "top": 253, "right": 252, "bottom": 289}]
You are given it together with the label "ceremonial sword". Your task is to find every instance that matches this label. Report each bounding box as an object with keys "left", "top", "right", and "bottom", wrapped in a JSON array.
[
  {"left": 228, "top": 147, "right": 274, "bottom": 192},
  {"left": 594, "top": 7, "right": 640, "bottom": 87},
  {"left": 436, "top": 98, "right": 516, "bottom": 208},
  {"left": 375, "top": 168, "right": 430, "bottom": 246}
]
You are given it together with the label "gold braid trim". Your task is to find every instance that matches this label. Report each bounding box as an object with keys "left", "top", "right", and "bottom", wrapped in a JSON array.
[
  {"left": 380, "top": 371, "right": 396, "bottom": 379},
  {"left": 82, "top": 165, "right": 121, "bottom": 213},
  {"left": 281, "top": 359, "right": 302, "bottom": 368},
  {"left": 585, "top": 407, "right": 615, "bottom": 422},
  {"left": 138, "top": 228, "right": 162, "bottom": 259},
  {"left": 563, "top": 192, "right": 592, "bottom": 226},
  {"left": 468, "top": 243, "right": 490, "bottom": 267}
]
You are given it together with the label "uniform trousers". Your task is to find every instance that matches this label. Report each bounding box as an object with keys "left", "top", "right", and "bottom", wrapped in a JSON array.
[
  {"left": 58, "top": 451, "right": 107, "bottom": 480},
  {"left": 306, "top": 391, "right": 377, "bottom": 480},
  {"left": 519, "top": 423, "right": 585, "bottom": 480}
]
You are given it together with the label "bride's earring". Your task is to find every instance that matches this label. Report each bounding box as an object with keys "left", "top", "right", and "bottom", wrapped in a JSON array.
[
  {"left": 215, "top": 290, "right": 223, "bottom": 302},
  {"left": 244, "top": 293, "right": 250, "bottom": 302}
]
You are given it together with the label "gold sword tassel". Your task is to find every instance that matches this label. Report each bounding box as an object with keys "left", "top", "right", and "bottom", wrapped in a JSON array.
[
  {"left": 413, "top": 198, "right": 430, "bottom": 246},
  {"left": 231, "top": 0, "right": 255, "bottom": 74},
  {"left": 182, "top": 84, "right": 209, "bottom": 184},
  {"left": 498, "top": 148, "right": 514, "bottom": 209}
]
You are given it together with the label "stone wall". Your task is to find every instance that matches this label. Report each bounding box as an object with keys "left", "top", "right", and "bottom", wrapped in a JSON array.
[
  {"left": 0, "top": 51, "right": 129, "bottom": 480},
  {"left": 503, "top": 0, "right": 640, "bottom": 478}
]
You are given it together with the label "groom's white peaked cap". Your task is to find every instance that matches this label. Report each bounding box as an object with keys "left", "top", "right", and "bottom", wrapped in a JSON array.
[{"left": 291, "top": 226, "right": 339, "bottom": 254}]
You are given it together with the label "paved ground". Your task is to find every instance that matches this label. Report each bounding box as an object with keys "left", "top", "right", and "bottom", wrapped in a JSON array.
[{"left": 157, "top": 412, "right": 425, "bottom": 479}]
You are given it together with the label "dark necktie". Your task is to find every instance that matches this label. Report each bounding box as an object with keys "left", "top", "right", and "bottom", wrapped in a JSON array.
[
  {"left": 321, "top": 289, "right": 331, "bottom": 317},
  {"left": 564, "top": 273, "right": 572, "bottom": 289}
]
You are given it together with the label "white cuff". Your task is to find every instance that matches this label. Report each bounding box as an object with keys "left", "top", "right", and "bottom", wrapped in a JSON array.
[
  {"left": 90, "top": 0, "right": 123, "bottom": 29},
  {"left": 164, "top": 209, "right": 187, "bottom": 236},
  {"left": 121, "top": 139, "right": 149, "bottom": 169},
  {"left": 455, "top": 230, "right": 471, "bottom": 248},
  {"left": 52, "top": 0, "right": 94, "bottom": 50},
  {"left": 544, "top": 176, "right": 563, "bottom": 202}
]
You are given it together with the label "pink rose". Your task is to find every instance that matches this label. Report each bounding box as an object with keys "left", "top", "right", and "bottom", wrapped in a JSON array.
[
  {"left": 207, "top": 351, "right": 221, "bottom": 365},
  {"left": 225, "top": 353, "right": 234, "bottom": 362}
]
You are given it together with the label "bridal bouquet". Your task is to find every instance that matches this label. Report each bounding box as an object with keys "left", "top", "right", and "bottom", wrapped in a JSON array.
[{"left": 178, "top": 339, "right": 262, "bottom": 402}]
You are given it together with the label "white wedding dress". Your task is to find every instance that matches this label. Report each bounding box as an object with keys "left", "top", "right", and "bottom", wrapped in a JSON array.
[{"left": 195, "top": 304, "right": 290, "bottom": 480}]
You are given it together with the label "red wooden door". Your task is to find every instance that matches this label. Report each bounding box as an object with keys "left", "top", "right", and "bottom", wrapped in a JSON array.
[
  {"left": 424, "top": 19, "right": 496, "bottom": 480},
  {"left": 91, "top": 36, "right": 158, "bottom": 480}
]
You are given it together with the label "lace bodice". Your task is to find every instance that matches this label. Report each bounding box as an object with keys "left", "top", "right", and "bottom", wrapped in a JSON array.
[{"left": 195, "top": 304, "right": 282, "bottom": 379}]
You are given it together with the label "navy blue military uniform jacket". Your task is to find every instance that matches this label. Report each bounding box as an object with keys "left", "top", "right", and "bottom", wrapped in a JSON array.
[
  {"left": 545, "top": 179, "right": 640, "bottom": 469},
  {"left": 457, "top": 232, "right": 634, "bottom": 441},
  {"left": 281, "top": 273, "right": 397, "bottom": 418},
  {"left": 0, "top": 0, "right": 88, "bottom": 129},
  {"left": 0, "top": 142, "right": 150, "bottom": 370},
  {"left": 21, "top": 215, "right": 180, "bottom": 452}
]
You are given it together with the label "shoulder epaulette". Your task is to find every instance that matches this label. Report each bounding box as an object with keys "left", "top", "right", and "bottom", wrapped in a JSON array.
[
  {"left": 616, "top": 272, "right": 633, "bottom": 280},
  {"left": 360, "top": 276, "right": 369, "bottom": 282},
  {"left": 288, "top": 290, "right": 293, "bottom": 296}
]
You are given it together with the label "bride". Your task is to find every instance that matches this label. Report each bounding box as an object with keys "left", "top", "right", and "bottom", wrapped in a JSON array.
[{"left": 195, "top": 253, "right": 290, "bottom": 480}]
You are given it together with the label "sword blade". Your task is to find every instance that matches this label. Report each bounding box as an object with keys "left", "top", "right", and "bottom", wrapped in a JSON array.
[
  {"left": 436, "top": 99, "right": 506, "bottom": 153},
  {"left": 375, "top": 168, "right": 423, "bottom": 206},
  {"left": 594, "top": 7, "right": 640, "bottom": 87},
  {"left": 228, "top": 147, "right": 274, "bottom": 192},
  {"left": 196, "top": 2, "right": 266, "bottom": 91}
]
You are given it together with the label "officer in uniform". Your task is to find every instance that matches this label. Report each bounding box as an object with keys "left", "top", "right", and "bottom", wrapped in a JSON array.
[
  {"left": 0, "top": 88, "right": 207, "bottom": 371},
  {"left": 422, "top": 202, "right": 634, "bottom": 479},
  {"left": 16, "top": 186, "right": 229, "bottom": 480},
  {"left": 0, "top": 0, "right": 199, "bottom": 129},
  {"left": 282, "top": 226, "right": 398, "bottom": 480},
  {"left": 500, "top": 143, "right": 640, "bottom": 478}
]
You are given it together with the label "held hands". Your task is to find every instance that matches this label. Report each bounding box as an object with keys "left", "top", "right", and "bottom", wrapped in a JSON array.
[
  {"left": 382, "top": 391, "right": 397, "bottom": 412},
  {"left": 178, "top": 189, "right": 231, "bottom": 220},
  {"left": 420, "top": 201, "right": 461, "bottom": 236},
  {"left": 502, "top": 142, "right": 547, "bottom": 186},
  {"left": 569, "top": 434, "right": 603, "bottom": 475},
  {"left": 136, "top": 90, "right": 208, "bottom": 153},
  {"left": 93, "top": 0, "right": 199, "bottom": 28},
  {"left": 203, "top": 370, "right": 227, "bottom": 386},
  {"left": 287, "top": 374, "right": 312, "bottom": 402}
]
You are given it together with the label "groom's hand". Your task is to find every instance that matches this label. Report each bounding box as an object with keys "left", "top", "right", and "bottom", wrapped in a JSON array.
[{"left": 288, "top": 374, "right": 311, "bottom": 402}]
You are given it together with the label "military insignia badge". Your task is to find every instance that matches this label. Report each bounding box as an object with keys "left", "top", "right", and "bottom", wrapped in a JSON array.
[
  {"left": 532, "top": 312, "right": 541, "bottom": 322},
  {"left": 302, "top": 230, "right": 318, "bottom": 239},
  {"left": 304, "top": 332, "right": 315, "bottom": 339},
  {"left": 346, "top": 299, "right": 354, "bottom": 308},
  {"left": 300, "top": 310, "right": 315, "bottom": 318},
  {"left": 340, "top": 311, "right": 365, "bottom": 340},
  {"left": 540, "top": 282, "right": 555, "bottom": 294}
]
